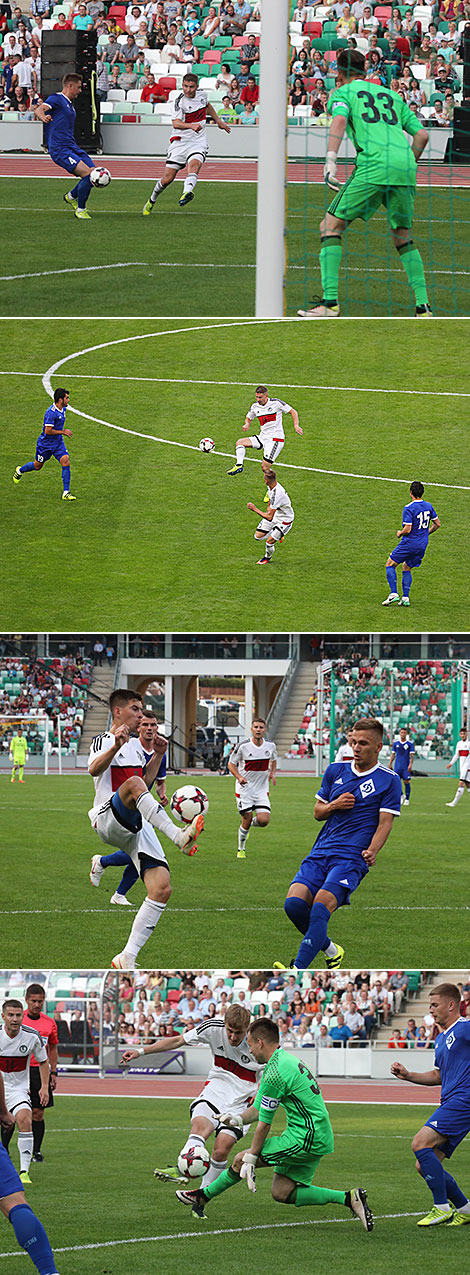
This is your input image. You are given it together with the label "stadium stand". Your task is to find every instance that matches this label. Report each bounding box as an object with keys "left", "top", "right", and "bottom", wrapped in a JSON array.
[
  {"left": 0, "top": 651, "right": 93, "bottom": 756},
  {"left": 0, "top": 1, "right": 464, "bottom": 128}
]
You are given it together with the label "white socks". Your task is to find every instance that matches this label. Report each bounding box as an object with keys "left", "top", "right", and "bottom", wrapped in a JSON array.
[
  {"left": 323, "top": 940, "right": 338, "bottom": 958},
  {"left": 18, "top": 1132, "right": 33, "bottom": 1172},
  {"left": 236, "top": 445, "right": 245, "bottom": 465},
  {"left": 202, "top": 1157, "right": 227, "bottom": 1188},
  {"left": 180, "top": 1133, "right": 206, "bottom": 1157},
  {"left": 449, "top": 786, "right": 465, "bottom": 806},
  {"left": 183, "top": 172, "right": 198, "bottom": 195},
  {"left": 125, "top": 897, "right": 167, "bottom": 959},
  {"left": 136, "top": 791, "right": 180, "bottom": 844},
  {"left": 238, "top": 826, "right": 249, "bottom": 851},
  {"left": 150, "top": 178, "right": 164, "bottom": 202}
]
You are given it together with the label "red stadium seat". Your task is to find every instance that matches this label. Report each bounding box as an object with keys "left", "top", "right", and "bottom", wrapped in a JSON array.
[
  {"left": 395, "top": 36, "right": 411, "bottom": 57},
  {"left": 202, "top": 50, "right": 222, "bottom": 63},
  {"left": 374, "top": 6, "right": 392, "bottom": 19},
  {"left": 157, "top": 76, "right": 177, "bottom": 99},
  {"left": 167, "top": 989, "right": 181, "bottom": 1004},
  {"left": 303, "top": 22, "right": 322, "bottom": 36},
  {"left": 122, "top": 114, "right": 138, "bottom": 122}
]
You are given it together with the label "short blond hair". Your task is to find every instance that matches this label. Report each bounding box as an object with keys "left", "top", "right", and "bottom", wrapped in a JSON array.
[{"left": 225, "top": 1004, "right": 251, "bottom": 1034}]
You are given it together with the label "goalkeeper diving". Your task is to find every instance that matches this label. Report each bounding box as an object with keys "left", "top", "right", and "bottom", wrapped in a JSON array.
[{"left": 298, "top": 48, "right": 431, "bottom": 318}]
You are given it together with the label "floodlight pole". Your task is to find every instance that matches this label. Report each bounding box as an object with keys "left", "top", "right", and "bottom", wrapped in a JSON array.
[{"left": 255, "top": 0, "right": 289, "bottom": 317}]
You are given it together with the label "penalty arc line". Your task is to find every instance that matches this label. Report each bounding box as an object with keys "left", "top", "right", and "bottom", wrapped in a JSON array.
[
  {"left": 0, "top": 1211, "right": 427, "bottom": 1258},
  {"left": 40, "top": 323, "right": 470, "bottom": 492}
]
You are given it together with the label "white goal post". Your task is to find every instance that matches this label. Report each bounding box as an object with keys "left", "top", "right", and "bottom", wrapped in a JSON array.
[
  {"left": 0, "top": 714, "right": 65, "bottom": 775},
  {"left": 255, "top": 0, "right": 289, "bottom": 317}
]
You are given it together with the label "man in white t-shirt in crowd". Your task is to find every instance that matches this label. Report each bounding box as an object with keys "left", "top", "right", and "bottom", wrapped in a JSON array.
[
  {"left": 445, "top": 725, "right": 470, "bottom": 808},
  {"left": 228, "top": 717, "right": 277, "bottom": 858},
  {"left": 247, "top": 470, "right": 295, "bottom": 567},
  {"left": 228, "top": 385, "right": 302, "bottom": 478},
  {"left": 142, "top": 71, "right": 230, "bottom": 212}
]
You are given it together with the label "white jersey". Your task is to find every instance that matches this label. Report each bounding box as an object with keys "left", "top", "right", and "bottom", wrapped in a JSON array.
[
  {"left": 172, "top": 87, "right": 208, "bottom": 141},
  {"left": 183, "top": 1018, "right": 262, "bottom": 1099},
  {"left": 247, "top": 398, "right": 292, "bottom": 446},
  {"left": 0, "top": 1024, "right": 47, "bottom": 1080},
  {"left": 450, "top": 738, "right": 470, "bottom": 779},
  {"left": 88, "top": 732, "right": 148, "bottom": 814},
  {"left": 269, "top": 481, "right": 294, "bottom": 524},
  {"left": 335, "top": 743, "right": 354, "bottom": 763},
  {"left": 231, "top": 736, "right": 277, "bottom": 805}
]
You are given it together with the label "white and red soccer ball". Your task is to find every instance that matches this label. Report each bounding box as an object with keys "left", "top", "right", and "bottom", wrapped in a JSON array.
[
  {"left": 199, "top": 438, "right": 215, "bottom": 452},
  {"left": 90, "top": 166, "right": 111, "bottom": 188},
  {"left": 177, "top": 1144, "right": 211, "bottom": 1179},
  {"left": 170, "top": 785, "right": 209, "bottom": 824}
]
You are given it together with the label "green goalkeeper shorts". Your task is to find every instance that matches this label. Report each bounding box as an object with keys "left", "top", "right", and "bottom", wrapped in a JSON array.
[
  {"left": 328, "top": 169, "right": 416, "bottom": 229},
  {"left": 260, "top": 1131, "right": 331, "bottom": 1186}
]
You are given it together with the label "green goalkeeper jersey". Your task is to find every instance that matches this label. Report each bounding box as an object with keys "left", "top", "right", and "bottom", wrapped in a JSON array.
[
  {"left": 10, "top": 735, "right": 27, "bottom": 763},
  {"left": 327, "top": 79, "right": 423, "bottom": 185},
  {"left": 254, "top": 1047, "right": 334, "bottom": 1155}
]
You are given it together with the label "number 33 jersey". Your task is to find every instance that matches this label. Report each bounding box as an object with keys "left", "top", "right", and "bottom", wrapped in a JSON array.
[{"left": 327, "top": 79, "right": 423, "bottom": 184}]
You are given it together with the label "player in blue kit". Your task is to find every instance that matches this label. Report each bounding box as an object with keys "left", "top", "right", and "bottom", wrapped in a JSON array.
[
  {"left": 392, "top": 982, "right": 470, "bottom": 1228},
  {"left": 89, "top": 710, "right": 168, "bottom": 904},
  {"left": 13, "top": 388, "right": 76, "bottom": 501},
  {"left": 390, "top": 727, "right": 415, "bottom": 806},
  {"left": 383, "top": 481, "right": 440, "bottom": 607},
  {"left": 34, "top": 72, "right": 96, "bottom": 221},
  {"left": 274, "top": 718, "right": 401, "bottom": 971},
  {"left": 0, "top": 1075, "right": 59, "bottom": 1273}
]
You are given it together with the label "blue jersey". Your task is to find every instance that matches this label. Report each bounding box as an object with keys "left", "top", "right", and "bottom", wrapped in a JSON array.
[
  {"left": 142, "top": 745, "right": 167, "bottom": 785},
  {"left": 44, "top": 92, "right": 77, "bottom": 151},
  {"left": 435, "top": 1018, "right": 470, "bottom": 1107},
  {"left": 401, "top": 499, "right": 437, "bottom": 551},
  {"left": 37, "top": 403, "right": 67, "bottom": 448},
  {"left": 312, "top": 762, "right": 402, "bottom": 862},
  {"left": 393, "top": 739, "right": 414, "bottom": 768}
]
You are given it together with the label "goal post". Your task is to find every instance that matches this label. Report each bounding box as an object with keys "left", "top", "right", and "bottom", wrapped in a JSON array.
[{"left": 255, "top": 0, "right": 289, "bottom": 317}]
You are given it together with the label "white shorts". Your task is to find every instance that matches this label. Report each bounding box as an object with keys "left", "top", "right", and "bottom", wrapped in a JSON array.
[
  {"left": 166, "top": 131, "right": 208, "bottom": 170},
  {"left": 3, "top": 1071, "right": 31, "bottom": 1116},
  {"left": 190, "top": 1077, "right": 255, "bottom": 1136},
  {"left": 236, "top": 788, "right": 271, "bottom": 815},
  {"left": 249, "top": 435, "right": 285, "bottom": 464},
  {"left": 88, "top": 801, "right": 169, "bottom": 875},
  {"left": 459, "top": 763, "right": 470, "bottom": 782},
  {"left": 256, "top": 515, "right": 294, "bottom": 541}
]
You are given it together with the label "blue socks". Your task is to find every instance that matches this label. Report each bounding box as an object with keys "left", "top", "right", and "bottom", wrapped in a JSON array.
[
  {"left": 9, "top": 1204, "right": 57, "bottom": 1274},
  {"left": 71, "top": 173, "right": 92, "bottom": 208},
  {"left": 295, "top": 901, "right": 330, "bottom": 969},
  {"left": 284, "top": 895, "right": 311, "bottom": 935},
  {"left": 99, "top": 851, "right": 138, "bottom": 898},
  {"left": 405, "top": 781, "right": 411, "bottom": 800},
  {"left": 402, "top": 569, "right": 412, "bottom": 597},
  {"left": 61, "top": 465, "right": 71, "bottom": 493},
  {"left": 386, "top": 565, "right": 397, "bottom": 592},
  {"left": 117, "top": 863, "right": 139, "bottom": 895},
  {"left": 19, "top": 461, "right": 37, "bottom": 473},
  {"left": 443, "top": 1169, "right": 468, "bottom": 1209},
  {"left": 415, "top": 1148, "right": 447, "bottom": 1205},
  {"left": 100, "top": 851, "right": 129, "bottom": 868}
]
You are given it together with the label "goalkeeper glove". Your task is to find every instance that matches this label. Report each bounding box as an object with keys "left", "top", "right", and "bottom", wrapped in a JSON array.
[
  {"left": 240, "top": 1152, "right": 257, "bottom": 1193},
  {"left": 218, "top": 1112, "right": 244, "bottom": 1132},
  {"left": 324, "top": 151, "right": 342, "bottom": 191}
]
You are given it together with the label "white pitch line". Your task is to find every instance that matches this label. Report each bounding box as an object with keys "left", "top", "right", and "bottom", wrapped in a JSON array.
[
  {"left": 2, "top": 259, "right": 469, "bottom": 279},
  {"left": 0, "top": 262, "right": 147, "bottom": 282},
  {"left": 1, "top": 904, "right": 468, "bottom": 916},
  {"left": 39, "top": 322, "right": 470, "bottom": 492},
  {"left": 0, "top": 1211, "right": 426, "bottom": 1258}
]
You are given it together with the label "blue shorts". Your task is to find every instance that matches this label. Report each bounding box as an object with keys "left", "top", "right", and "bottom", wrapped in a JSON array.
[
  {"left": 290, "top": 851, "right": 369, "bottom": 907},
  {"left": 50, "top": 146, "right": 94, "bottom": 175},
  {"left": 35, "top": 435, "right": 68, "bottom": 463},
  {"left": 0, "top": 1143, "right": 22, "bottom": 1200},
  {"left": 394, "top": 765, "right": 410, "bottom": 780},
  {"left": 425, "top": 1100, "right": 470, "bottom": 1158},
  {"left": 389, "top": 543, "right": 425, "bottom": 568}
]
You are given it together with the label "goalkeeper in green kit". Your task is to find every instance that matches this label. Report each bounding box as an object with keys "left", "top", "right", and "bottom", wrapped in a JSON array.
[
  {"left": 298, "top": 48, "right": 431, "bottom": 318},
  {"left": 175, "top": 1017, "right": 373, "bottom": 1231}
]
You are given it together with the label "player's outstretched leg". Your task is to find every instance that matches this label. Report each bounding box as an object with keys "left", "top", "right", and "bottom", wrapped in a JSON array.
[
  {"left": 6, "top": 1201, "right": 59, "bottom": 1274},
  {"left": 283, "top": 1182, "right": 373, "bottom": 1230},
  {"left": 227, "top": 439, "right": 246, "bottom": 476},
  {"left": 13, "top": 461, "right": 41, "bottom": 484}
]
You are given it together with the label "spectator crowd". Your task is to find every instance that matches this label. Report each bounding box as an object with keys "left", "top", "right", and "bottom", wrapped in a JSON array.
[{"left": 0, "top": 653, "right": 92, "bottom": 755}]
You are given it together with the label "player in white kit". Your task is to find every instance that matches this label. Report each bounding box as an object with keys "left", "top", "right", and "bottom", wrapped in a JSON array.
[
  {"left": 228, "top": 718, "right": 277, "bottom": 858},
  {"left": 88, "top": 689, "right": 203, "bottom": 969},
  {"left": 247, "top": 469, "right": 295, "bottom": 566},
  {"left": 0, "top": 1001, "right": 49, "bottom": 1185},
  {"left": 142, "top": 72, "right": 230, "bottom": 212},
  {"left": 445, "top": 726, "right": 470, "bottom": 808},
  {"left": 335, "top": 729, "right": 354, "bottom": 763},
  {"left": 228, "top": 386, "right": 302, "bottom": 479},
  {"left": 121, "top": 1004, "right": 261, "bottom": 1188}
]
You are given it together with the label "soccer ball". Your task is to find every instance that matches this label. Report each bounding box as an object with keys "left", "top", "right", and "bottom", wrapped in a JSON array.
[
  {"left": 170, "top": 785, "right": 209, "bottom": 824},
  {"left": 199, "top": 438, "right": 215, "bottom": 452},
  {"left": 90, "top": 167, "right": 111, "bottom": 188},
  {"left": 177, "top": 1145, "right": 210, "bottom": 1179}
]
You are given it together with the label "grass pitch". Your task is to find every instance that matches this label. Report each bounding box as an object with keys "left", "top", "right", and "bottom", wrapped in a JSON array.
[
  {"left": 1, "top": 317, "right": 469, "bottom": 631},
  {"left": 1, "top": 773, "right": 468, "bottom": 969},
  {"left": 0, "top": 1096, "right": 469, "bottom": 1274},
  {"left": 0, "top": 176, "right": 468, "bottom": 316}
]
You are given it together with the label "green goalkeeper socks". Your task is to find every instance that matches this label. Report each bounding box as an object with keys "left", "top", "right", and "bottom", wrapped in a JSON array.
[
  {"left": 397, "top": 241, "right": 429, "bottom": 306},
  {"left": 288, "top": 1184, "right": 347, "bottom": 1207},
  {"left": 319, "top": 236, "right": 342, "bottom": 302},
  {"left": 203, "top": 1166, "right": 241, "bottom": 1200}
]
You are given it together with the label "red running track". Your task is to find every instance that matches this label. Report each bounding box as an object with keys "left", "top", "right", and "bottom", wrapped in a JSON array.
[
  {"left": 59, "top": 1074, "right": 438, "bottom": 1104},
  {"left": 0, "top": 154, "right": 468, "bottom": 185}
]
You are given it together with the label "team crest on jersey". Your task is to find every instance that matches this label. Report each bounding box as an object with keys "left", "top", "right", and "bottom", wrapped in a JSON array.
[
  {"left": 359, "top": 779, "right": 375, "bottom": 797},
  {"left": 446, "top": 1032, "right": 455, "bottom": 1050},
  {"left": 19, "top": 1043, "right": 28, "bottom": 1053},
  {"left": 335, "top": 778, "right": 343, "bottom": 786}
]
